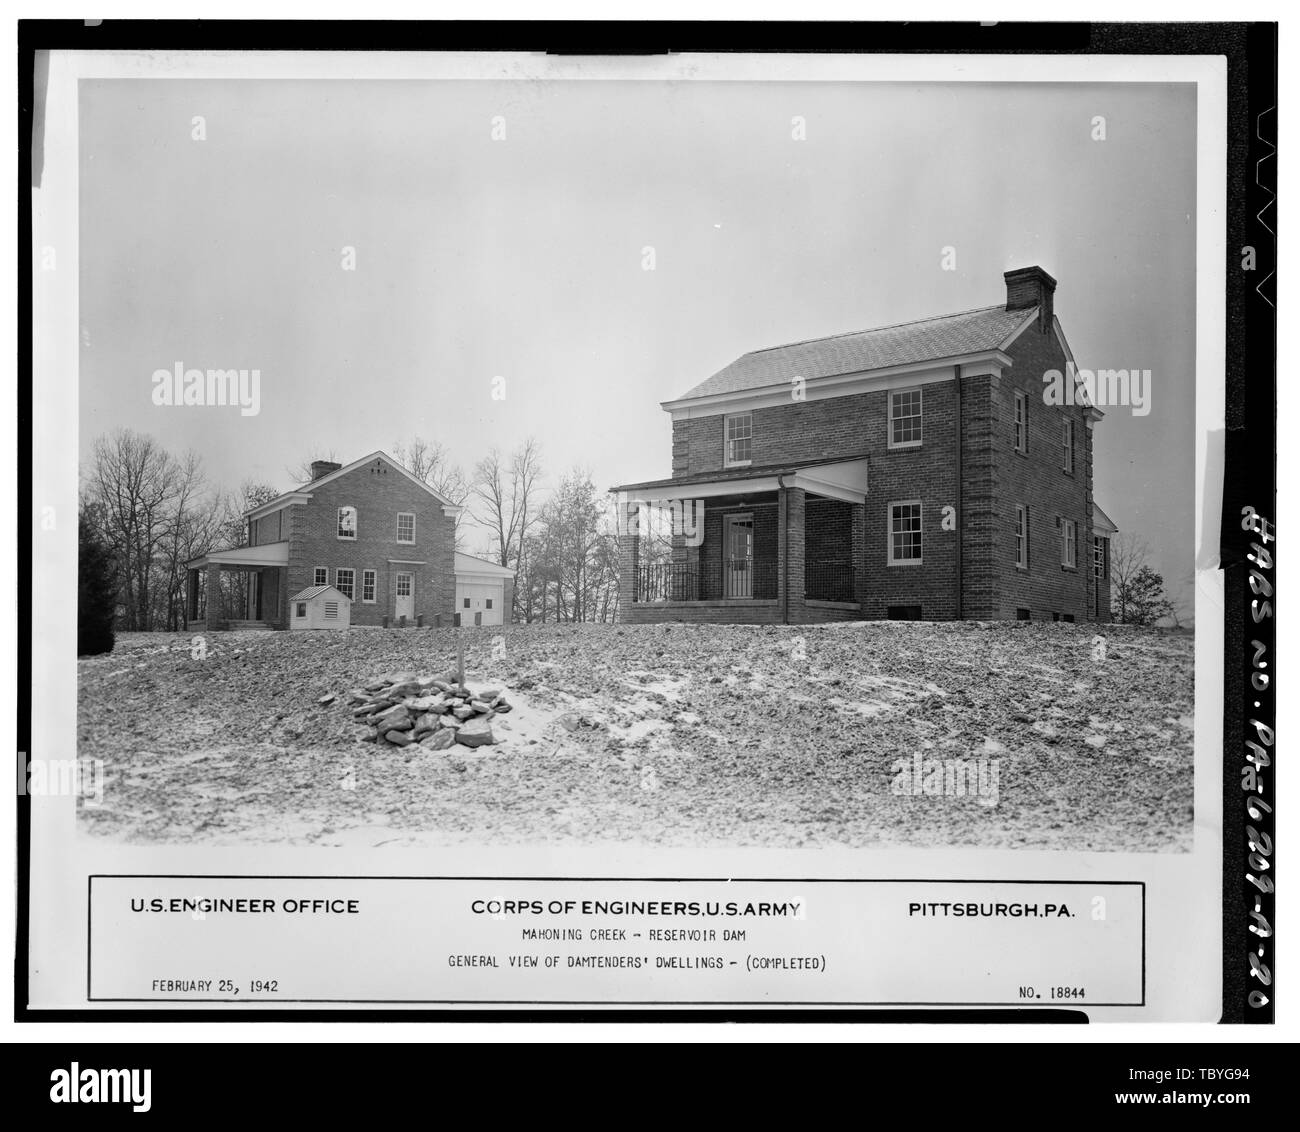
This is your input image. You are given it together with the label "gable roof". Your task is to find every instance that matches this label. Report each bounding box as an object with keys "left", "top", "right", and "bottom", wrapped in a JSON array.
[
  {"left": 455, "top": 552, "right": 516, "bottom": 579},
  {"left": 245, "top": 451, "right": 461, "bottom": 520},
  {"left": 290, "top": 584, "right": 349, "bottom": 602},
  {"left": 672, "top": 304, "right": 1037, "bottom": 403},
  {"left": 1092, "top": 504, "right": 1119, "bottom": 534}
]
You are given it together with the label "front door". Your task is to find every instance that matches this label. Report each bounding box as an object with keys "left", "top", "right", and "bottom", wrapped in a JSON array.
[
  {"left": 394, "top": 572, "right": 414, "bottom": 622},
  {"left": 723, "top": 514, "right": 754, "bottom": 598}
]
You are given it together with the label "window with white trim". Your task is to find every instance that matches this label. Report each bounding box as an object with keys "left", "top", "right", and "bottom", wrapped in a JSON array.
[
  {"left": 397, "top": 512, "right": 415, "bottom": 544},
  {"left": 396, "top": 573, "right": 412, "bottom": 598},
  {"left": 888, "top": 501, "right": 923, "bottom": 565},
  {"left": 724, "top": 412, "right": 752, "bottom": 466},
  {"left": 296, "top": 602, "right": 307, "bottom": 618},
  {"left": 1015, "top": 504, "right": 1028, "bottom": 569},
  {"left": 1013, "top": 392, "right": 1028, "bottom": 454},
  {"left": 313, "top": 567, "right": 328, "bottom": 587},
  {"left": 1060, "top": 519, "right": 1077, "bottom": 569},
  {"left": 362, "top": 569, "right": 376, "bottom": 603},
  {"left": 337, "top": 506, "right": 357, "bottom": 540},
  {"left": 335, "top": 568, "right": 355, "bottom": 600},
  {"left": 889, "top": 388, "right": 923, "bottom": 448},
  {"left": 1061, "top": 418, "right": 1074, "bottom": 473}
]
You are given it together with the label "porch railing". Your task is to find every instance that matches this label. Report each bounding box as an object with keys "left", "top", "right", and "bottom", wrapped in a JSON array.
[
  {"left": 635, "top": 561, "right": 701, "bottom": 603},
  {"left": 805, "top": 560, "right": 856, "bottom": 603},
  {"left": 633, "top": 558, "right": 855, "bottom": 602}
]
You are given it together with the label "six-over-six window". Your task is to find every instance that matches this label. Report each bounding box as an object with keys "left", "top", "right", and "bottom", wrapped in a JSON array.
[
  {"left": 335, "top": 568, "right": 355, "bottom": 600},
  {"left": 1060, "top": 519, "right": 1077, "bottom": 569},
  {"left": 1015, "top": 504, "right": 1029, "bottom": 568},
  {"left": 888, "top": 501, "right": 922, "bottom": 564},
  {"left": 724, "top": 412, "right": 752, "bottom": 466},
  {"left": 889, "top": 388, "right": 923, "bottom": 448}
]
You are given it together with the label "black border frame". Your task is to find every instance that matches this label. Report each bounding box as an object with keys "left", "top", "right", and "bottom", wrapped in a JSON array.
[{"left": 17, "top": 18, "right": 1276, "bottom": 1026}]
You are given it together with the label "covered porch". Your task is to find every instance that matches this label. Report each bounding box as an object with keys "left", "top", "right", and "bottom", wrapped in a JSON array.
[
  {"left": 612, "top": 458, "right": 868, "bottom": 624},
  {"left": 185, "top": 541, "right": 291, "bottom": 631}
]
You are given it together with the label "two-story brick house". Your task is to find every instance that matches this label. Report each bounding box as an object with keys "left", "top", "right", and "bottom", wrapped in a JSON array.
[
  {"left": 185, "top": 451, "right": 461, "bottom": 629},
  {"left": 612, "top": 266, "right": 1116, "bottom": 624}
]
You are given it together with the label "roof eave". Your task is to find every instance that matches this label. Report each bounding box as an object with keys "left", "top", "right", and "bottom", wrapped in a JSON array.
[{"left": 660, "top": 349, "right": 1012, "bottom": 414}]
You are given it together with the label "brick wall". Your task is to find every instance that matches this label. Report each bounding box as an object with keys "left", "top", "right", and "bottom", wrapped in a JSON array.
[
  {"left": 993, "top": 324, "right": 1093, "bottom": 620},
  {"left": 284, "top": 462, "right": 456, "bottom": 627},
  {"left": 652, "top": 314, "right": 1101, "bottom": 623}
]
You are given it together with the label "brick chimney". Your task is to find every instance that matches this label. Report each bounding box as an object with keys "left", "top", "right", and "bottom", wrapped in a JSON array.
[
  {"left": 1004, "top": 265, "right": 1056, "bottom": 333},
  {"left": 310, "top": 459, "right": 342, "bottom": 481}
]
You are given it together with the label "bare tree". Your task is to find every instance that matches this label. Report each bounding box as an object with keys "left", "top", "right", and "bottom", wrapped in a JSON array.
[
  {"left": 534, "top": 469, "right": 619, "bottom": 623},
  {"left": 393, "top": 436, "right": 471, "bottom": 547},
  {"left": 84, "top": 430, "right": 196, "bottom": 632},
  {"left": 1110, "top": 531, "right": 1176, "bottom": 626},
  {"left": 472, "top": 439, "right": 544, "bottom": 619}
]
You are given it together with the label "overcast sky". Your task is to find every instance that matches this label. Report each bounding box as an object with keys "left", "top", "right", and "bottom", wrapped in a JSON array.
[{"left": 79, "top": 77, "right": 1196, "bottom": 611}]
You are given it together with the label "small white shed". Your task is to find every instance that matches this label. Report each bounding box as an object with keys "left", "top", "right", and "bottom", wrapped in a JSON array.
[
  {"left": 454, "top": 553, "right": 516, "bottom": 627},
  {"left": 290, "top": 584, "right": 352, "bottom": 631}
]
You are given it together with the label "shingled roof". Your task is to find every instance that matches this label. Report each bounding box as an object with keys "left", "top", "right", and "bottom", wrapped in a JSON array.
[{"left": 671, "top": 303, "right": 1037, "bottom": 403}]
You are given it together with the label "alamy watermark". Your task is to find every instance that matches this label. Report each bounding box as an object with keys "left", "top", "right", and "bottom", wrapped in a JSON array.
[
  {"left": 615, "top": 495, "right": 705, "bottom": 546},
  {"left": 890, "top": 752, "right": 1000, "bottom": 808},
  {"left": 151, "top": 361, "right": 261, "bottom": 416},
  {"left": 21, "top": 755, "right": 104, "bottom": 807},
  {"left": 1042, "top": 362, "right": 1150, "bottom": 417}
]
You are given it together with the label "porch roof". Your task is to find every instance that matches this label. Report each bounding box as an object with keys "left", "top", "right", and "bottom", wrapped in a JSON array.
[
  {"left": 611, "top": 455, "right": 870, "bottom": 505},
  {"left": 187, "top": 541, "right": 290, "bottom": 570}
]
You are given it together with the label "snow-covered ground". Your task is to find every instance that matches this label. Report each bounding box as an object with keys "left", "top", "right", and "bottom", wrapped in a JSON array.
[{"left": 76, "top": 621, "right": 1194, "bottom": 850}]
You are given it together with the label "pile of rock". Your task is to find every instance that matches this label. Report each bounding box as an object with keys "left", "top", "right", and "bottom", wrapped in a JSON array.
[{"left": 337, "top": 672, "right": 513, "bottom": 751}]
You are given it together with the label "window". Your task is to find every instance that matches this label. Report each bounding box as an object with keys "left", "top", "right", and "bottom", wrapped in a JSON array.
[
  {"left": 335, "top": 568, "right": 355, "bottom": 600},
  {"left": 1063, "top": 613, "right": 1075, "bottom": 623},
  {"left": 724, "top": 412, "right": 752, "bottom": 466},
  {"left": 397, "top": 512, "right": 415, "bottom": 544},
  {"left": 486, "top": 598, "right": 493, "bottom": 609},
  {"left": 296, "top": 602, "right": 307, "bottom": 618},
  {"left": 1094, "top": 535, "right": 1109, "bottom": 580},
  {"left": 324, "top": 601, "right": 339, "bottom": 618},
  {"left": 396, "top": 573, "right": 412, "bottom": 598},
  {"left": 887, "top": 605, "right": 923, "bottom": 621},
  {"left": 1016, "top": 608, "right": 1031, "bottom": 621},
  {"left": 313, "top": 567, "right": 327, "bottom": 587},
  {"left": 1014, "top": 504, "right": 1028, "bottom": 569},
  {"left": 1060, "top": 519, "right": 1077, "bottom": 569},
  {"left": 362, "top": 569, "right": 376, "bottom": 603},
  {"left": 463, "top": 597, "right": 471, "bottom": 609},
  {"left": 889, "top": 388, "right": 923, "bottom": 448},
  {"left": 1061, "top": 418, "right": 1074, "bottom": 473},
  {"left": 337, "top": 506, "right": 357, "bottom": 540},
  {"left": 1013, "top": 391, "right": 1028, "bottom": 454},
  {"left": 888, "top": 501, "right": 923, "bottom": 564}
]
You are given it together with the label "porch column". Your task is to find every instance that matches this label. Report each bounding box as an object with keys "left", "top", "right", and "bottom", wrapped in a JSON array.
[
  {"left": 850, "top": 500, "right": 867, "bottom": 606},
  {"left": 205, "top": 564, "right": 226, "bottom": 630},
  {"left": 778, "top": 484, "right": 806, "bottom": 623},
  {"left": 617, "top": 501, "right": 640, "bottom": 616},
  {"left": 671, "top": 499, "right": 703, "bottom": 602}
]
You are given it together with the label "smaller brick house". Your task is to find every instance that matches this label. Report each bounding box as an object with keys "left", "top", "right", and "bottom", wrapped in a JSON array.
[
  {"left": 186, "top": 451, "right": 461, "bottom": 630},
  {"left": 612, "top": 266, "right": 1116, "bottom": 624}
]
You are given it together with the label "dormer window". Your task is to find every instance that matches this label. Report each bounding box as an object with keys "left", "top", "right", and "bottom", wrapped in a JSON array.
[
  {"left": 337, "top": 506, "right": 357, "bottom": 540},
  {"left": 724, "top": 412, "right": 752, "bottom": 466}
]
